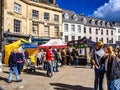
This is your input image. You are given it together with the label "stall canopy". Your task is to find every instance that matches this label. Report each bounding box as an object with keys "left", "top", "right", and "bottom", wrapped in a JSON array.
[
  {"left": 38, "top": 39, "right": 67, "bottom": 48},
  {"left": 78, "top": 37, "right": 96, "bottom": 46},
  {"left": 21, "top": 43, "right": 37, "bottom": 49},
  {"left": 4, "top": 39, "right": 27, "bottom": 64},
  {"left": 67, "top": 37, "right": 96, "bottom": 47}
]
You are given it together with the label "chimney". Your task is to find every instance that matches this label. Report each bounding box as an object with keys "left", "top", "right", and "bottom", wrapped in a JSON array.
[{"left": 50, "top": 0, "right": 56, "bottom": 4}]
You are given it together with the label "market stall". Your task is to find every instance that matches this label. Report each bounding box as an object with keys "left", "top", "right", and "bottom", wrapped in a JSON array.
[
  {"left": 4, "top": 39, "right": 27, "bottom": 64},
  {"left": 67, "top": 37, "right": 96, "bottom": 65},
  {"left": 38, "top": 39, "right": 67, "bottom": 49}
]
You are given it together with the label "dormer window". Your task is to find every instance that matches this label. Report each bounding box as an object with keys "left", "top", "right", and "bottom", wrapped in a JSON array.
[
  {"left": 72, "top": 15, "right": 78, "bottom": 21},
  {"left": 97, "top": 21, "right": 101, "bottom": 26},
  {"left": 82, "top": 18, "right": 86, "bottom": 24},
  {"left": 64, "top": 13, "right": 69, "bottom": 19},
  {"left": 107, "top": 22, "right": 110, "bottom": 27},
  {"left": 102, "top": 21, "right": 105, "bottom": 26},
  {"left": 91, "top": 19, "right": 95, "bottom": 25}
]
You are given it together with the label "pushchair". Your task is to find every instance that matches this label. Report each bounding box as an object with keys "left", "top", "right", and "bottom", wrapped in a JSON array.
[{"left": 25, "top": 58, "right": 36, "bottom": 73}]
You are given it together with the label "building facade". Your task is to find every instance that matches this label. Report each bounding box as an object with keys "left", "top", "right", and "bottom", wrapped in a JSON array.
[
  {"left": 62, "top": 10, "right": 116, "bottom": 44},
  {"left": 114, "top": 23, "right": 120, "bottom": 47},
  {"left": 62, "top": 10, "right": 85, "bottom": 42},
  {"left": 2, "top": 0, "right": 62, "bottom": 45}
]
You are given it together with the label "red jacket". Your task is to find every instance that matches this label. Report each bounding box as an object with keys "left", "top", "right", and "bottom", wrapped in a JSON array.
[{"left": 46, "top": 49, "right": 52, "bottom": 61}]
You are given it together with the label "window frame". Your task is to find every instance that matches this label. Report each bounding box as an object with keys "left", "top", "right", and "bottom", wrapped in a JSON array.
[
  {"left": 101, "top": 29, "right": 103, "bottom": 35},
  {"left": 71, "top": 36, "right": 75, "bottom": 41},
  {"left": 32, "top": 9, "right": 39, "bottom": 18},
  {"left": 54, "top": 26, "right": 59, "bottom": 37},
  {"left": 78, "top": 25, "right": 81, "bottom": 32},
  {"left": 89, "top": 28, "right": 92, "bottom": 34},
  {"left": 14, "top": 19, "right": 21, "bottom": 32},
  {"left": 14, "top": 2, "right": 21, "bottom": 14},
  {"left": 71, "top": 25, "right": 75, "bottom": 32},
  {"left": 44, "top": 12, "right": 49, "bottom": 20},
  {"left": 64, "top": 24, "right": 68, "bottom": 32},
  {"left": 84, "top": 27, "right": 86, "bottom": 33},
  {"left": 54, "top": 14, "right": 59, "bottom": 22},
  {"left": 44, "top": 26, "right": 49, "bottom": 37},
  {"left": 65, "top": 35, "right": 68, "bottom": 42}
]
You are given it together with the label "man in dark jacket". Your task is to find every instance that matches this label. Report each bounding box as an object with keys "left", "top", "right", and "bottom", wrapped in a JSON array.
[{"left": 8, "top": 49, "right": 22, "bottom": 83}]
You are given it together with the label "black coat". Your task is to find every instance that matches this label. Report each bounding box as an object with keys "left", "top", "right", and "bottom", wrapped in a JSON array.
[{"left": 8, "top": 52, "right": 17, "bottom": 67}]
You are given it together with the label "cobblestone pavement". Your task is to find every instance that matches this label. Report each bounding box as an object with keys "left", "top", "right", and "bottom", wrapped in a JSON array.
[{"left": 0, "top": 65, "right": 107, "bottom": 90}]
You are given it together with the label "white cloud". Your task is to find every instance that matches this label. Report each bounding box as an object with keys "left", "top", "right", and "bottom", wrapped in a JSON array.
[{"left": 93, "top": 0, "right": 120, "bottom": 22}]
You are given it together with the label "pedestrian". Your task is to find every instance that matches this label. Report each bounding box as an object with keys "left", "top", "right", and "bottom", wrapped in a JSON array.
[
  {"left": 74, "top": 48, "right": 79, "bottom": 66},
  {"left": 57, "top": 49, "right": 62, "bottom": 66},
  {"left": 61, "top": 48, "right": 66, "bottom": 66},
  {"left": 71, "top": 48, "right": 75, "bottom": 65},
  {"left": 53, "top": 49, "right": 59, "bottom": 72},
  {"left": 16, "top": 49, "right": 24, "bottom": 75},
  {"left": 66, "top": 48, "right": 71, "bottom": 65},
  {"left": 8, "top": 49, "right": 22, "bottom": 83},
  {"left": 104, "top": 45, "right": 120, "bottom": 90},
  {"left": 46, "top": 47, "right": 54, "bottom": 78},
  {"left": 36, "top": 50, "right": 42, "bottom": 67},
  {"left": 91, "top": 41, "right": 105, "bottom": 90}
]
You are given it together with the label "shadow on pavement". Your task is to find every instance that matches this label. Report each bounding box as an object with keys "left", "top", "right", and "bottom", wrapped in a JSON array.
[
  {"left": 3, "top": 71, "right": 9, "bottom": 74},
  {"left": 50, "top": 83, "right": 93, "bottom": 90},
  {"left": 23, "top": 70, "right": 46, "bottom": 77},
  {"left": 0, "top": 76, "right": 8, "bottom": 83},
  {"left": 0, "top": 86, "right": 4, "bottom": 90}
]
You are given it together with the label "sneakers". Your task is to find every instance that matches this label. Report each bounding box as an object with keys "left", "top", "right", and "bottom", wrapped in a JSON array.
[
  {"left": 7, "top": 79, "right": 22, "bottom": 83},
  {"left": 7, "top": 80, "right": 12, "bottom": 83},
  {"left": 50, "top": 76, "right": 54, "bottom": 78},
  {"left": 16, "top": 79, "right": 22, "bottom": 82}
]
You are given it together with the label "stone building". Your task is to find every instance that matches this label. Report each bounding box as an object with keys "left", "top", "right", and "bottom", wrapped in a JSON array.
[{"left": 1, "top": 0, "right": 62, "bottom": 45}]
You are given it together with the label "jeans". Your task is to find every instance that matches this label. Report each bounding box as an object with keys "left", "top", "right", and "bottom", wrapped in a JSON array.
[
  {"left": 109, "top": 78, "right": 120, "bottom": 90},
  {"left": 94, "top": 68, "right": 105, "bottom": 90},
  {"left": 74, "top": 58, "right": 78, "bottom": 66},
  {"left": 37, "top": 58, "right": 40, "bottom": 66},
  {"left": 44, "top": 62, "right": 47, "bottom": 70},
  {"left": 17, "top": 63, "right": 23, "bottom": 75},
  {"left": 8, "top": 67, "right": 20, "bottom": 82},
  {"left": 66, "top": 56, "right": 70, "bottom": 65},
  {"left": 53, "top": 60, "right": 59, "bottom": 72},
  {"left": 47, "top": 60, "right": 53, "bottom": 77},
  {"left": 61, "top": 57, "right": 65, "bottom": 66}
]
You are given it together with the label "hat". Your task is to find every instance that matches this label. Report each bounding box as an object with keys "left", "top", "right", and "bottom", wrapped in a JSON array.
[{"left": 97, "top": 41, "right": 103, "bottom": 46}]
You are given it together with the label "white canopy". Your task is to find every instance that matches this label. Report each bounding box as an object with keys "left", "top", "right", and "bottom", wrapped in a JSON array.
[{"left": 39, "top": 39, "right": 67, "bottom": 48}]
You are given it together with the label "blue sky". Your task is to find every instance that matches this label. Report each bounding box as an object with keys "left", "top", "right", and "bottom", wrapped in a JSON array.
[{"left": 56, "top": 0, "right": 120, "bottom": 22}]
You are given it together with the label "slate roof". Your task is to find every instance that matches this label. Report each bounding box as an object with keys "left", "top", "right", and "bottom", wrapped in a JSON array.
[{"left": 63, "top": 9, "right": 115, "bottom": 29}]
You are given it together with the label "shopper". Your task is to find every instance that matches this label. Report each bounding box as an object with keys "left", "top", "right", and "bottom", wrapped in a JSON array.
[
  {"left": 104, "top": 45, "right": 120, "bottom": 90},
  {"left": 8, "top": 49, "right": 22, "bottom": 83},
  {"left": 91, "top": 41, "right": 105, "bottom": 90},
  {"left": 46, "top": 47, "right": 54, "bottom": 78}
]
